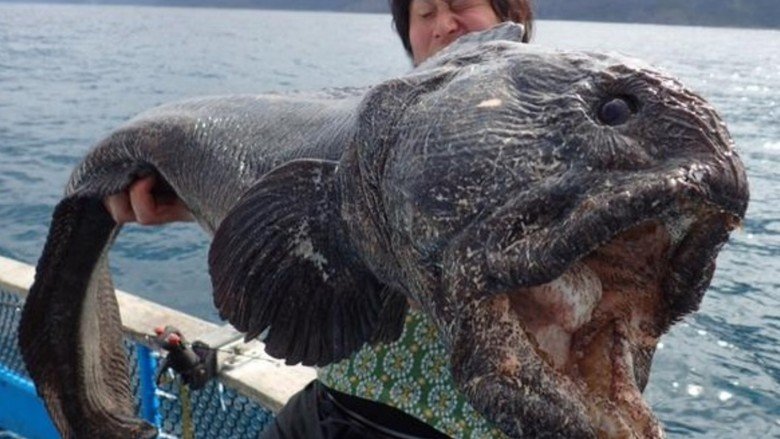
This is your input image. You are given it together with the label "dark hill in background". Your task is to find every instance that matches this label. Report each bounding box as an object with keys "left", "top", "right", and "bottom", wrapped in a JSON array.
[
  {"left": 538, "top": 0, "right": 778, "bottom": 29},
  {"left": 3, "top": 0, "right": 778, "bottom": 29}
]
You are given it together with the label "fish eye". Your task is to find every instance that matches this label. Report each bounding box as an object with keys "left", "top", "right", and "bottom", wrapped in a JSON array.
[{"left": 597, "top": 96, "right": 636, "bottom": 126}]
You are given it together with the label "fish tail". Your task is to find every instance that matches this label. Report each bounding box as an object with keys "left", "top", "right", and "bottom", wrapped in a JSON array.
[{"left": 18, "top": 196, "right": 156, "bottom": 438}]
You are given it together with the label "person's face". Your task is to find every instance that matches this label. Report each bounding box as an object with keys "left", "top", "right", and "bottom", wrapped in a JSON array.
[{"left": 409, "top": 0, "right": 500, "bottom": 65}]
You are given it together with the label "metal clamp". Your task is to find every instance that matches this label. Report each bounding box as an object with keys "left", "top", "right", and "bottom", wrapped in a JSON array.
[{"left": 153, "top": 325, "right": 217, "bottom": 390}]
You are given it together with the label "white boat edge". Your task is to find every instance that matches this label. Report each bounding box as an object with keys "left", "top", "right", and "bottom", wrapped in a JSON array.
[{"left": 0, "top": 254, "right": 316, "bottom": 414}]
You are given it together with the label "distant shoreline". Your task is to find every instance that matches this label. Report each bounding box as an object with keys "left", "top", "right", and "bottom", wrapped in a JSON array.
[{"left": 2, "top": 0, "right": 778, "bottom": 31}]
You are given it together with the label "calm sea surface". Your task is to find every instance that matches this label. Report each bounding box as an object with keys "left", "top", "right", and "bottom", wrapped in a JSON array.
[{"left": 0, "top": 3, "right": 778, "bottom": 437}]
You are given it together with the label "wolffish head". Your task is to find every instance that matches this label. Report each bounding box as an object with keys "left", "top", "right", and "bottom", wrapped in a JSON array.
[{"left": 338, "top": 24, "right": 748, "bottom": 437}]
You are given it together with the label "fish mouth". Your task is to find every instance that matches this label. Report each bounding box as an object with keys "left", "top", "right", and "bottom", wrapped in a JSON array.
[
  {"left": 454, "top": 212, "right": 738, "bottom": 438},
  {"left": 442, "top": 168, "right": 746, "bottom": 437},
  {"left": 503, "top": 220, "right": 676, "bottom": 438}
]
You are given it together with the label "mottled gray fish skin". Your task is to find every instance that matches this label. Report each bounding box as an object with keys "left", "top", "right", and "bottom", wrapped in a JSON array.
[{"left": 19, "top": 23, "right": 748, "bottom": 439}]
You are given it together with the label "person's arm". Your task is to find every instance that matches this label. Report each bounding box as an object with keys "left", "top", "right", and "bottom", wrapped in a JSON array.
[{"left": 104, "top": 175, "right": 193, "bottom": 225}]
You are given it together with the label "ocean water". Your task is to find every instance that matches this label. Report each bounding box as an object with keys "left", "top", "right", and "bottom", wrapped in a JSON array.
[{"left": 0, "top": 3, "right": 778, "bottom": 437}]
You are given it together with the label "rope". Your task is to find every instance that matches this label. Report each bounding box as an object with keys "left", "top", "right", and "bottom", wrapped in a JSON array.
[{"left": 179, "top": 381, "right": 194, "bottom": 439}]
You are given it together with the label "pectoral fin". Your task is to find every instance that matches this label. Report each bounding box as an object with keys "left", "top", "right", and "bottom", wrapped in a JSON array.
[{"left": 209, "top": 159, "right": 407, "bottom": 366}]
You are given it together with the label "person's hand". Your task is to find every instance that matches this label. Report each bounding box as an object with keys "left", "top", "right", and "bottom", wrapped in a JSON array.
[{"left": 104, "top": 175, "right": 193, "bottom": 225}]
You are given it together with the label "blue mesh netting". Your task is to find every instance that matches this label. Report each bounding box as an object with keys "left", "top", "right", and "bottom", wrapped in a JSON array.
[
  {"left": 156, "top": 377, "right": 275, "bottom": 438},
  {"left": 0, "top": 290, "right": 27, "bottom": 378},
  {"left": 1, "top": 288, "right": 275, "bottom": 438}
]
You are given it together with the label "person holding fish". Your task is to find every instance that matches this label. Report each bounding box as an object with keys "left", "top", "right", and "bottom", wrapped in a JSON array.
[{"left": 105, "top": 1, "right": 534, "bottom": 437}]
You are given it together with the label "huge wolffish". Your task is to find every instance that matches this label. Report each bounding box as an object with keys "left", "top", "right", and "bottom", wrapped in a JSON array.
[{"left": 18, "top": 24, "right": 748, "bottom": 438}]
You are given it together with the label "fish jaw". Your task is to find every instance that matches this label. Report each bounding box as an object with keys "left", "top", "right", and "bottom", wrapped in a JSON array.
[
  {"left": 447, "top": 222, "right": 675, "bottom": 438},
  {"left": 439, "top": 192, "right": 748, "bottom": 439}
]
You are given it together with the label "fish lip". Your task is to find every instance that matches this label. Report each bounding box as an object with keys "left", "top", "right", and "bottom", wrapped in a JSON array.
[{"left": 472, "top": 168, "right": 746, "bottom": 303}]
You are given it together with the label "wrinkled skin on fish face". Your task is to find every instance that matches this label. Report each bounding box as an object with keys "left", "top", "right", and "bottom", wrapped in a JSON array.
[{"left": 338, "top": 25, "right": 748, "bottom": 437}]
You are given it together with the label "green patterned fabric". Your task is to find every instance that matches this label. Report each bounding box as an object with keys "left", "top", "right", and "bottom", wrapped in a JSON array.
[{"left": 318, "top": 309, "right": 507, "bottom": 438}]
